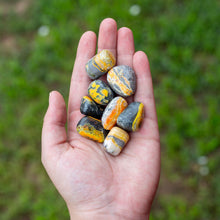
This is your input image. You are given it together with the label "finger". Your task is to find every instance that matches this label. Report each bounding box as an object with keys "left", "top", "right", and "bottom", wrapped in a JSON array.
[
  {"left": 133, "top": 51, "right": 158, "bottom": 122},
  {"left": 121, "top": 52, "right": 160, "bottom": 186},
  {"left": 117, "top": 27, "right": 135, "bottom": 67},
  {"left": 97, "top": 18, "right": 117, "bottom": 58},
  {"left": 117, "top": 27, "right": 135, "bottom": 103},
  {"left": 42, "top": 91, "right": 68, "bottom": 161},
  {"left": 68, "top": 31, "right": 97, "bottom": 115}
]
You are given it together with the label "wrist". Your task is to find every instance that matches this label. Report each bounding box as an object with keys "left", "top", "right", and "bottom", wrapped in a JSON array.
[{"left": 68, "top": 208, "right": 149, "bottom": 220}]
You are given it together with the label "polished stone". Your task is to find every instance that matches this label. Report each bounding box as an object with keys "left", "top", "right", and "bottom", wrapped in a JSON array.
[
  {"left": 101, "top": 97, "right": 128, "bottom": 130},
  {"left": 107, "top": 65, "right": 136, "bottom": 97},
  {"left": 88, "top": 80, "right": 114, "bottom": 105},
  {"left": 103, "top": 127, "right": 129, "bottom": 156},
  {"left": 80, "top": 96, "right": 104, "bottom": 119},
  {"left": 117, "top": 102, "right": 144, "bottom": 131},
  {"left": 85, "top": 49, "right": 116, "bottom": 79},
  {"left": 76, "top": 116, "right": 108, "bottom": 143}
]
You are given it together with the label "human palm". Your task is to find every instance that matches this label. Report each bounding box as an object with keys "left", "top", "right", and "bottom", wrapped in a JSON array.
[{"left": 42, "top": 18, "right": 160, "bottom": 220}]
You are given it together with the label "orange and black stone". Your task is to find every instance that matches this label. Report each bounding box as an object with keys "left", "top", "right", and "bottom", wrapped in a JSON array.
[
  {"left": 107, "top": 65, "right": 136, "bottom": 97},
  {"left": 85, "top": 50, "right": 116, "bottom": 79},
  {"left": 101, "top": 96, "right": 128, "bottom": 130},
  {"left": 77, "top": 116, "right": 108, "bottom": 143}
]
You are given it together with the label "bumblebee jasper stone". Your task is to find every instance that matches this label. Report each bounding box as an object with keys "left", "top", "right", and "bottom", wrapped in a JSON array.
[
  {"left": 88, "top": 80, "right": 114, "bottom": 105},
  {"left": 107, "top": 65, "right": 136, "bottom": 97},
  {"left": 85, "top": 49, "right": 116, "bottom": 79},
  {"left": 117, "top": 102, "right": 144, "bottom": 132},
  {"left": 102, "top": 97, "right": 128, "bottom": 130},
  {"left": 80, "top": 96, "right": 104, "bottom": 119},
  {"left": 103, "top": 127, "right": 129, "bottom": 156},
  {"left": 77, "top": 116, "right": 108, "bottom": 143}
]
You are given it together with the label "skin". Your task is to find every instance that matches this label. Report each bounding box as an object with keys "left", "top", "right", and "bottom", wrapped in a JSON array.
[{"left": 41, "top": 18, "right": 160, "bottom": 220}]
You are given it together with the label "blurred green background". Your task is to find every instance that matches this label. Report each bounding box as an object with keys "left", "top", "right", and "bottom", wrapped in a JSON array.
[{"left": 0, "top": 0, "right": 219, "bottom": 219}]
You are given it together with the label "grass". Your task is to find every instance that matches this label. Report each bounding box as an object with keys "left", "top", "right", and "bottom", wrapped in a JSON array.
[{"left": 0, "top": 0, "right": 219, "bottom": 219}]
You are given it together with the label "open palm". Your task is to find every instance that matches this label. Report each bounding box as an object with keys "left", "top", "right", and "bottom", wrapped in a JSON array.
[{"left": 42, "top": 18, "right": 160, "bottom": 220}]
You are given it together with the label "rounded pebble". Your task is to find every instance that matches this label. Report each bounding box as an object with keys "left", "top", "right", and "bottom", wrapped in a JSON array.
[
  {"left": 85, "top": 49, "right": 116, "bottom": 79},
  {"left": 76, "top": 116, "right": 108, "bottom": 143},
  {"left": 117, "top": 102, "right": 144, "bottom": 131},
  {"left": 80, "top": 96, "right": 104, "bottom": 119},
  {"left": 102, "top": 97, "right": 128, "bottom": 130},
  {"left": 88, "top": 80, "right": 114, "bottom": 105},
  {"left": 103, "top": 127, "right": 129, "bottom": 156},
  {"left": 107, "top": 65, "right": 136, "bottom": 97}
]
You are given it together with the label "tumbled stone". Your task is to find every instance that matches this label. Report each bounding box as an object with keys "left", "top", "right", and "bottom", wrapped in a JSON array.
[
  {"left": 117, "top": 102, "right": 144, "bottom": 132},
  {"left": 88, "top": 80, "right": 114, "bottom": 105},
  {"left": 102, "top": 97, "right": 128, "bottom": 130},
  {"left": 76, "top": 116, "right": 108, "bottom": 143},
  {"left": 80, "top": 96, "right": 104, "bottom": 119},
  {"left": 107, "top": 65, "right": 136, "bottom": 97},
  {"left": 85, "top": 49, "right": 116, "bottom": 79},
  {"left": 103, "top": 127, "right": 129, "bottom": 156}
]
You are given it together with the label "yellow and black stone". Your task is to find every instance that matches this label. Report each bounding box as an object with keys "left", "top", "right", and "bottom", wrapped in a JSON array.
[
  {"left": 103, "top": 127, "right": 129, "bottom": 156},
  {"left": 80, "top": 96, "right": 104, "bottom": 119},
  {"left": 88, "top": 80, "right": 114, "bottom": 106},
  {"left": 85, "top": 49, "right": 116, "bottom": 79},
  {"left": 107, "top": 65, "right": 136, "bottom": 97},
  {"left": 117, "top": 102, "right": 144, "bottom": 132},
  {"left": 76, "top": 116, "right": 108, "bottom": 143}
]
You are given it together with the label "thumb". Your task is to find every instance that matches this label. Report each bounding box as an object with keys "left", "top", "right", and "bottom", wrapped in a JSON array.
[{"left": 41, "top": 91, "right": 68, "bottom": 163}]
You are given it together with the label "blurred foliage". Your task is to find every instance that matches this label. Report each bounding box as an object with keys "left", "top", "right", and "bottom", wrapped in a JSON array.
[{"left": 0, "top": 0, "right": 219, "bottom": 219}]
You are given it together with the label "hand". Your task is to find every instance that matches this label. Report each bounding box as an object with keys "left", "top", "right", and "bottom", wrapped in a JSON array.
[{"left": 42, "top": 18, "right": 160, "bottom": 220}]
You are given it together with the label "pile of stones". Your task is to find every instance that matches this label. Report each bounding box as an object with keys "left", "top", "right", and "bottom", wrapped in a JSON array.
[{"left": 76, "top": 49, "right": 144, "bottom": 156}]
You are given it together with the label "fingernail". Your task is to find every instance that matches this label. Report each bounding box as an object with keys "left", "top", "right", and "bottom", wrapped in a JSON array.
[{"left": 49, "top": 91, "right": 53, "bottom": 104}]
